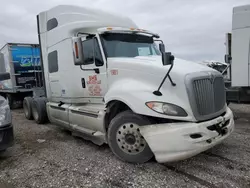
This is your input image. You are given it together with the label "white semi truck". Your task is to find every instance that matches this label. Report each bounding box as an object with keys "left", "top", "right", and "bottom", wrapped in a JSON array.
[
  {"left": 24, "top": 5, "right": 234, "bottom": 163},
  {"left": 224, "top": 4, "right": 250, "bottom": 103}
]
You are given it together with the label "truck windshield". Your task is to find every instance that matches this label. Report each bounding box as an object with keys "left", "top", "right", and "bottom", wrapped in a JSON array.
[{"left": 101, "top": 33, "right": 161, "bottom": 58}]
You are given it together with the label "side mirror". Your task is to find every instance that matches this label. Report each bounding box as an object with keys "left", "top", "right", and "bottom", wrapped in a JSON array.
[
  {"left": 0, "top": 73, "right": 10, "bottom": 81},
  {"left": 158, "top": 43, "right": 174, "bottom": 65},
  {"left": 163, "top": 52, "right": 175, "bottom": 65},
  {"left": 224, "top": 54, "right": 232, "bottom": 64},
  {"left": 159, "top": 43, "right": 165, "bottom": 53},
  {"left": 72, "top": 37, "right": 84, "bottom": 65}
]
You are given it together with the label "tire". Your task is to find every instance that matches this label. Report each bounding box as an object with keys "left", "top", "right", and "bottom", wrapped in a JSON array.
[
  {"left": 6, "top": 94, "right": 14, "bottom": 109},
  {"left": 23, "top": 97, "right": 33, "bottom": 120},
  {"left": 0, "top": 149, "right": 6, "bottom": 154},
  {"left": 32, "top": 98, "right": 48, "bottom": 124},
  {"left": 107, "top": 110, "right": 153, "bottom": 163}
]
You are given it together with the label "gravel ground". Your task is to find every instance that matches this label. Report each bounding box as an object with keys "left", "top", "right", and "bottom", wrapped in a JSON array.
[{"left": 0, "top": 103, "right": 250, "bottom": 188}]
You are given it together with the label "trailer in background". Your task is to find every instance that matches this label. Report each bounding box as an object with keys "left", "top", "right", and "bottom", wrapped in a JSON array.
[
  {"left": 0, "top": 43, "right": 44, "bottom": 108},
  {"left": 221, "top": 4, "right": 250, "bottom": 103}
]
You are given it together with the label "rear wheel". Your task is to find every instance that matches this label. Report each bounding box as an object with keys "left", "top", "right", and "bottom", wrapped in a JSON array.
[
  {"left": 32, "top": 98, "right": 48, "bottom": 124},
  {"left": 108, "top": 110, "right": 153, "bottom": 163},
  {"left": 23, "top": 97, "right": 33, "bottom": 120}
]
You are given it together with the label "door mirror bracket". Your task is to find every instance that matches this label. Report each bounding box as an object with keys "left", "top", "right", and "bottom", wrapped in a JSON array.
[{"left": 80, "top": 66, "right": 100, "bottom": 74}]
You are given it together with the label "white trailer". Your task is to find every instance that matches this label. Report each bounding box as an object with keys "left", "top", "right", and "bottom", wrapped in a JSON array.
[
  {"left": 224, "top": 4, "right": 250, "bottom": 103},
  {"left": 24, "top": 5, "right": 234, "bottom": 163}
]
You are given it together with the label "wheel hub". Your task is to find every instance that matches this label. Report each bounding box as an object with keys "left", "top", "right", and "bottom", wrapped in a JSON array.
[
  {"left": 125, "top": 134, "right": 136, "bottom": 145},
  {"left": 116, "top": 123, "right": 147, "bottom": 154}
]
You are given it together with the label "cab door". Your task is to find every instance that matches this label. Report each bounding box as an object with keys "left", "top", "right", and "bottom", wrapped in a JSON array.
[
  {"left": 69, "top": 36, "right": 107, "bottom": 132},
  {"left": 80, "top": 36, "right": 108, "bottom": 101}
]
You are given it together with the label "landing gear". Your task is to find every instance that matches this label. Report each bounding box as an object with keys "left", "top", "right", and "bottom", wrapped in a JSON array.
[{"left": 108, "top": 110, "right": 153, "bottom": 163}]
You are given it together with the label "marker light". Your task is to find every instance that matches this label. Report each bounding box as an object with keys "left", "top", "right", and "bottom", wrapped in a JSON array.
[{"left": 74, "top": 42, "right": 79, "bottom": 59}]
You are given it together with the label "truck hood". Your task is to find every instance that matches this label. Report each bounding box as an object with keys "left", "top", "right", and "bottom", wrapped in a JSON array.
[
  {"left": 105, "top": 56, "right": 220, "bottom": 122},
  {"left": 107, "top": 56, "right": 215, "bottom": 76}
]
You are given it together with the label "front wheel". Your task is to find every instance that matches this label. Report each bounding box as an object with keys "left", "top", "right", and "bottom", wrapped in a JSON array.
[{"left": 107, "top": 110, "right": 153, "bottom": 163}]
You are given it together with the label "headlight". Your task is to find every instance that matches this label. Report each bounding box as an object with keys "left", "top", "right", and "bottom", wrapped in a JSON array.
[
  {"left": 0, "top": 98, "right": 11, "bottom": 126},
  {"left": 146, "top": 101, "right": 187, "bottom": 117}
]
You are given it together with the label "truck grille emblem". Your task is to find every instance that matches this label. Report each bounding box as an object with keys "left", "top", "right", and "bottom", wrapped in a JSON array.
[{"left": 208, "top": 73, "right": 215, "bottom": 84}]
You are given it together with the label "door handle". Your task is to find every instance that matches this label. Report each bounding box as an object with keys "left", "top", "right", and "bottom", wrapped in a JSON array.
[
  {"left": 80, "top": 66, "right": 100, "bottom": 74},
  {"left": 81, "top": 78, "right": 86, "bottom": 88}
]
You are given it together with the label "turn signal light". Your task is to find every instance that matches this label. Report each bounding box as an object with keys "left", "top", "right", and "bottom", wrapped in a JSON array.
[{"left": 74, "top": 42, "right": 79, "bottom": 59}]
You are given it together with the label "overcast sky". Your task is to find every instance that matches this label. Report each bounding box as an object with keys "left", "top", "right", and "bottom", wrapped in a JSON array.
[{"left": 0, "top": 0, "right": 249, "bottom": 62}]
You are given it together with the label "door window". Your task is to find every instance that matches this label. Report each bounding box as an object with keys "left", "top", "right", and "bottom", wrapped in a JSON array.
[
  {"left": 48, "top": 51, "right": 58, "bottom": 73},
  {"left": 82, "top": 38, "right": 104, "bottom": 66}
]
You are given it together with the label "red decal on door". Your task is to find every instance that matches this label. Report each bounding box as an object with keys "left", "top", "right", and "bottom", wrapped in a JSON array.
[
  {"left": 93, "top": 85, "right": 102, "bottom": 96},
  {"left": 86, "top": 75, "right": 102, "bottom": 96},
  {"left": 87, "top": 75, "right": 97, "bottom": 84},
  {"left": 88, "top": 85, "right": 102, "bottom": 96},
  {"left": 110, "top": 69, "right": 118, "bottom": 75},
  {"left": 87, "top": 75, "right": 101, "bottom": 84}
]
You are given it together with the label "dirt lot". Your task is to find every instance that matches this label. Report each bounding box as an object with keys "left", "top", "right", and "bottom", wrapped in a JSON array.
[{"left": 0, "top": 104, "right": 249, "bottom": 188}]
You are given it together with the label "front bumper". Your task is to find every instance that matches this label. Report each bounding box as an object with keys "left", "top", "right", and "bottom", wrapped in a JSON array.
[
  {"left": 0, "top": 124, "right": 14, "bottom": 151},
  {"left": 140, "top": 107, "right": 234, "bottom": 163}
]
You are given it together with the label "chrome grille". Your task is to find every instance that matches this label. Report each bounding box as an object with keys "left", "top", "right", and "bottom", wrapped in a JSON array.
[
  {"left": 213, "top": 77, "right": 226, "bottom": 112},
  {"left": 193, "top": 78, "right": 214, "bottom": 115},
  {"left": 186, "top": 73, "right": 226, "bottom": 121}
]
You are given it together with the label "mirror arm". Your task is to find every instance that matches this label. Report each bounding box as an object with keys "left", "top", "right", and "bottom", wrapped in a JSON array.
[
  {"left": 168, "top": 74, "right": 176, "bottom": 86},
  {"left": 153, "top": 62, "right": 176, "bottom": 96},
  {"left": 157, "top": 62, "right": 175, "bottom": 89},
  {"left": 80, "top": 65, "right": 100, "bottom": 74}
]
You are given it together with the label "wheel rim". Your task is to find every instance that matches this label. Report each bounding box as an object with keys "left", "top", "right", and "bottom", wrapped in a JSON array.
[
  {"left": 23, "top": 101, "right": 29, "bottom": 117},
  {"left": 33, "top": 105, "right": 39, "bottom": 121},
  {"left": 116, "top": 123, "right": 147, "bottom": 155}
]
